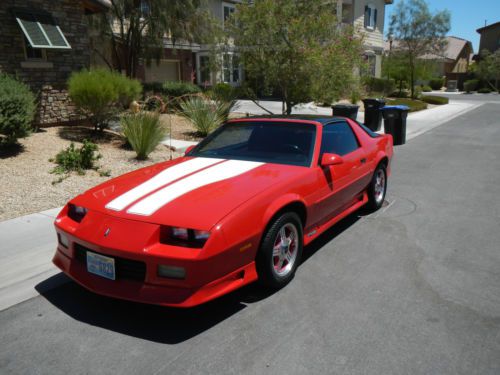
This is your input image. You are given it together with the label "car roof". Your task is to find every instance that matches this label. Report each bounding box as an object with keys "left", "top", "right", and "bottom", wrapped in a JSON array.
[{"left": 228, "top": 115, "right": 349, "bottom": 125}]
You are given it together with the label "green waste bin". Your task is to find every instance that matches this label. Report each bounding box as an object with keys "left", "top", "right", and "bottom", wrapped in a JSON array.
[
  {"left": 381, "top": 105, "right": 409, "bottom": 146},
  {"left": 362, "top": 98, "right": 386, "bottom": 131}
]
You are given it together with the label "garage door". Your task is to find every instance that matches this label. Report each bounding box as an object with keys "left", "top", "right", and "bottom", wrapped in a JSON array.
[{"left": 145, "top": 60, "right": 180, "bottom": 82}]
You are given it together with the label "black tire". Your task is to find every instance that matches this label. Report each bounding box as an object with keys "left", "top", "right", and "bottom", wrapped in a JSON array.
[
  {"left": 256, "top": 212, "right": 303, "bottom": 289},
  {"left": 367, "top": 164, "right": 387, "bottom": 211}
]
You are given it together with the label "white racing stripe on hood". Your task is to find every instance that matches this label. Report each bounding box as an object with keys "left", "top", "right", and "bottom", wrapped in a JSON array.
[
  {"left": 106, "top": 157, "right": 224, "bottom": 211},
  {"left": 127, "top": 160, "right": 264, "bottom": 216}
]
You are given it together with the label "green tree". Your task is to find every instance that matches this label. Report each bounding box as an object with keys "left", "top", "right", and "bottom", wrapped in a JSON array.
[
  {"left": 388, "top": 0, "right": 450, "bottom": 98},
  {"left": 228, "top": 0, "right": 364, "bottom": 114},
  {"left": 383, "top": 50, "right": 437, "bottom": 95},
  {"left": 90, "top": 0, "right": 220, "bottom": 78},
  {"left": 476, "top": 50, "right": 500, "bottom": 91}
]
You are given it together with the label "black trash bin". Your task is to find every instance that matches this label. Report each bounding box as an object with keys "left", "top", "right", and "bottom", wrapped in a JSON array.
[
  {"left": 362, "top": 98, "right": 386, "bottom": 131},
  {"left": 332, "top": 104, "right": 359, "bottom": 120},
  {"left": 381, "top": 105, "right": 409, "bottom": 146}
]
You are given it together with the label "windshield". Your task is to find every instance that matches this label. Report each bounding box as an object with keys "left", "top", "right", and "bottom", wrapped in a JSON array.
[{"left": 188, "top": 121, "right": 317, "bottom": 167}]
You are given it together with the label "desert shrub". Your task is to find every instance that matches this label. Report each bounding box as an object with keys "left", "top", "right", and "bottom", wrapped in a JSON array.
[
  {"left": 208, "top": 83, "right": 236, "bottom": 102},
  {"left": 50, "top": 140, "right": 101, "bottom": 175},
  {"left": 0, "top": 74, "right": 36, "bottom": 145},
  {"left": 463, "top": 79, "right": 479, "bottom": 93},
  {"left": 421, "top": 85, "right": 432, "bottom": 92},
  {"left": 178, "top": 97, "right": 232, "bottom": 136},
  {"left": 413, "top": 86, "right": 423, "bottom": 98},
  {"left": 429, "top": 78, "right": 444, "bottom": 90},
  {"left": 477, "top": 87, "right": 492, "bottom": 94},
  {"left": 161, "top": 81, "right": 201, "bottom": 98},
  {"left": 387, "top": 98, "right": 428, "bottom": 112},
  {"left": 421, "top": 95, "right": 449, "bottom": 105},
  {"left": 68, "top": 69, "right": 141, "bottom": 131},
  {"left": 121, "top": 111, "right": 166, "bottom": 160},
  {"left": 364, "top": 77, "right": 396, "bottom": 96}
]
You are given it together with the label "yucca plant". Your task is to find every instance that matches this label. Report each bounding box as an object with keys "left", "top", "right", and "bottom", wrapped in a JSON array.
[
  {"left": 178, "top": 96, "right": 233, "bottom": 137},
  {"left": 121, "top": 112, "right": 166, "bottom": 160}
]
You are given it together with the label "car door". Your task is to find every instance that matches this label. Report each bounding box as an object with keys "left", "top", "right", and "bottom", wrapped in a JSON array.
[{"left": 313, "top": 121, "right": 368, "bottom": 223}]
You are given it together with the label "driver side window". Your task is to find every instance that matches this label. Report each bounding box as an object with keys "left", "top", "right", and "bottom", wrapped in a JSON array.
[{"left": 320, "top": 122, "right": 359, "bottom": 156}]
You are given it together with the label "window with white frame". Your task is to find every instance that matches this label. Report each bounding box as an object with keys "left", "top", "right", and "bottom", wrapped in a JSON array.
[
  {"left": 364, "top": 4, "right": 377, "bottom": 30},
  {"left": 223, "top": 2, "right": 235, "bottom": 28},
  {"left": 14, "top": 9, "right": 71, "bottom": 49},
  {"left": 222, "top": 53, "right": 241, "bottom": 85}
]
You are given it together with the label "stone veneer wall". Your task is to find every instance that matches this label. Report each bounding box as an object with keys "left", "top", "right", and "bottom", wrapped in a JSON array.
[{"left": 0, "top": 0, "right": 90, "bottom": 126}]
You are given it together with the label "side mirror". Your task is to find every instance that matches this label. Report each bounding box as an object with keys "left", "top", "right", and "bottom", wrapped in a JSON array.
[
  {"left": 184, "top": 145, "right": 196, "bottom": 155},
  {"left": 320, "top": 153, "right": 343, "bottom": 167}
]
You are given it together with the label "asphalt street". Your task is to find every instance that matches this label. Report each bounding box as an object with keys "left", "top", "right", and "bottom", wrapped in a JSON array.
[{"left": 1, "top": 101, "right": 499, "bottom": 374}]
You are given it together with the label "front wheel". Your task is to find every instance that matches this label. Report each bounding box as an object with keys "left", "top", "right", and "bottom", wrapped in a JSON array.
[
  {"left": 256, "top": 212, "right": 303, "bottom": 289},
  {"left": 367, "top": 164, "right": 387, "bottom": 210}
]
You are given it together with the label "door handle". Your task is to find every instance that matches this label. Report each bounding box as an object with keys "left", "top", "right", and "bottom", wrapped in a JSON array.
[{"left": 360, "top": 158, "right": 367, "bottom": 164}]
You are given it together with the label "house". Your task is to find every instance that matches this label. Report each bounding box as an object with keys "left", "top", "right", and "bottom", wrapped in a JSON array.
[
  {"left": 195, "top": 0, "right": 243, "bottom": 87},
  {"left": 338, "top": 0, "right": 394, "bottom": 78},
  {"left": 476, "top": 21, "right": 500, "bottom": 55},
  {"left": 0, "top": 0, "right": 111, "bottom": 126},
  {"left": 385, "top": 36, "right": 474, "bottom": 90},
  {"left": 421, "top": 36, "right": 474, "bottom": 90},
  {"left": 105, "top": 0, "right": 392, "bottom": 88}
]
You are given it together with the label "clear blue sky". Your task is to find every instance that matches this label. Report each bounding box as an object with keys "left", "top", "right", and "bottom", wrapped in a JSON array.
[{"left": 384, "top": 0, "right": 500, "bottom": 53}]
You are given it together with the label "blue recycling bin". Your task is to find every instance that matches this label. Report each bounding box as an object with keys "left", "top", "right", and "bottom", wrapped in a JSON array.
[{"left": 381, "top": 105, "right": 409, "bottom": 146}]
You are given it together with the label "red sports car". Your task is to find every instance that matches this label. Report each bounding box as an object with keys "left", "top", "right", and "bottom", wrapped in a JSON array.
[{"left": 53, "top": 116, "right": 393, "bottom": 307}]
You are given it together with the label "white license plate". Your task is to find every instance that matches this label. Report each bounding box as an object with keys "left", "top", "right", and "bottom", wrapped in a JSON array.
[{"left": 86, "top": 251, "right": 115, "bottom": 280}]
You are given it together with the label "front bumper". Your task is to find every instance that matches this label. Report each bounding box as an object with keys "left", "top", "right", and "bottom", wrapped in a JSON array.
[
  {"left": 53, "top": 208, "right": 259, "bottom": 307},
  {"left": 53, "top": 247, "right": 257, "bottom": 307}
]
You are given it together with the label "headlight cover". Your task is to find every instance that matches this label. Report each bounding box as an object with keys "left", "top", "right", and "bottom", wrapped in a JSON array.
[
  {"left": 160, "top": 226, "right": 210, "bottom": 248},
  {"left": 68, "top": 204, "right": 88, "bottom": 223}
]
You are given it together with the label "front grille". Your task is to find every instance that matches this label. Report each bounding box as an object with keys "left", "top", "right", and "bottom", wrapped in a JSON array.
[{"left": 74, "top": 243, "right": 146, "bottom": 282}]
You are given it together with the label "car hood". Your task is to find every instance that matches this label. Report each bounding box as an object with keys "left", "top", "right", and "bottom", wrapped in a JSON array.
[{"left": 73, "top": 157, "right": 309, "bottom": 230}]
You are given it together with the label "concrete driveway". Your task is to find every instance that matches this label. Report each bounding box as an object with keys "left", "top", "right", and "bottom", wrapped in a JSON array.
[{"left": 1, "top": 102, "right": 499, "bottom": 374}]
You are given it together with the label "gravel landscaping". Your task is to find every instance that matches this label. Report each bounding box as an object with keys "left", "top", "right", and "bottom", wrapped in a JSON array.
[{"left": 0, "top": 126, "right": 183, "bottom": 222}]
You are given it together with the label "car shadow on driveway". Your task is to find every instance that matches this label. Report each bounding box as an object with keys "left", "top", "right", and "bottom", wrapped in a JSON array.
[{"left": 35, "top": 211, "right": 364, "bottom": 344}]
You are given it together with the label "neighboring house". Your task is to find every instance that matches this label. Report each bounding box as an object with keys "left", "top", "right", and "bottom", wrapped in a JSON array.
[
  {"left": 0, "top": 0, "right": 111, "bottom": 126},
  {"left": 476, "top": 21, "right": 500, "bottom": 55},
  {"left": 422, "top": 36, "right": 474, "bottom": 89},
  {"left": 113, "top": 0, "right": 392, "bottom": 87},
  {"left": 195, "top": 0, "right": 243, "bottom": 87},
  {"left": 338, "top": 0, "right": 393, "bottom": 78},
  {"left": 385, "top": 36, "right": 474, "bottom": 90}
]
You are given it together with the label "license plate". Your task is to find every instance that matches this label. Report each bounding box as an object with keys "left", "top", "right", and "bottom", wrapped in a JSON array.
[{"left": 86, "top": 251, "right": 115, "bottom": 280}]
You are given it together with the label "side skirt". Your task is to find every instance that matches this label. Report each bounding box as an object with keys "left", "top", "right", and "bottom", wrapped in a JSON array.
[{"left": 303, "top": 192, "right": 368, "bottom": 246}]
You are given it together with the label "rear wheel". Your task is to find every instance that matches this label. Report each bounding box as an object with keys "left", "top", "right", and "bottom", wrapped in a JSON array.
[
  {"left": 256, "top": 212, "right": 303, "bottom": 289},
  {"left": 367, "top": 164, "right": 387, "bottom": 210}
]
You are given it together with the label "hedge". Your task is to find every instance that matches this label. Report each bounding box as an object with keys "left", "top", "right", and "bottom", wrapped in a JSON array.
[
  {"left": 463, "top": 79, "right": 479, "bottom": 93},
  {"left": 421, "top": 95, "right": 449, "bottom": 105},
  {"left": 386, "top": 98, "right": 428, "bottom": 112},
  {"left": 429, "top": 78, "right": 444, "bottom": 90}
]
